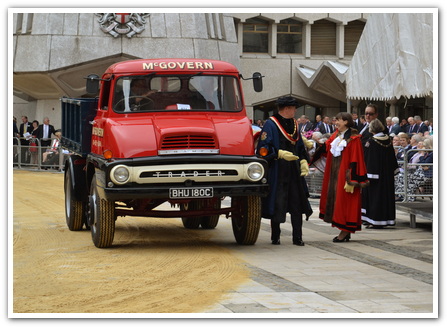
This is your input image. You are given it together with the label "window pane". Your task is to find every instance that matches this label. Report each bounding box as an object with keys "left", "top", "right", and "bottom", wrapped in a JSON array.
[
  {"left": 150, "top": 77, "right": 181, "bottom": 92},
  {"left": 290, "top": 25, "right": 302, "bottom": 33},
  {"left": 255, "top": 24, "right": 268, "bottom": 32},
  {"left": 243, "top": 24, "right": 254, "bottom": 32},
  {"left": 277, "top": 24, "right": 288, "bottom": 32},
  {"left": 243, "top": 32, "right": 268, "bottom": 53},
  {"left": 277, "top": 34, "right": 302, "bottom": 54}
]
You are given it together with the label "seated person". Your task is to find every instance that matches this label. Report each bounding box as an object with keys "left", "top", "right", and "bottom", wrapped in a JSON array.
[
  {"left": 128, "top": 78, "right": 156, "bottom": 110},
  {"left": 114, "top": 78, "right": 156, "bottom": 111}
]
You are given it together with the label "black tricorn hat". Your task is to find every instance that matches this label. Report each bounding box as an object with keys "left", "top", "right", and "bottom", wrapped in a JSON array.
[{"left": 276, "top": 96, "right": 299, "bottom": 108}]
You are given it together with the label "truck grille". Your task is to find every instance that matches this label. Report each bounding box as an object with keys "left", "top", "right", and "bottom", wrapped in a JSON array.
[{"left": 161, "top": 135, "right": 216, "bottom": 149}]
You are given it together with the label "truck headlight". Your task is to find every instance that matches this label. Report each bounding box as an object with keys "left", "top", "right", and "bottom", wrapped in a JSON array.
[
  {"left": 111, "top": 165, "right": 130, "bottom": 184},
  {"left": 246, "top": 162, "right": 264, "bottom": 181}
]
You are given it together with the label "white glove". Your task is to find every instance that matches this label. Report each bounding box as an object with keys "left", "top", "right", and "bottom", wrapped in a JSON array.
[{"left": 278, "top": 150, "right": 299, "bottom": 161}]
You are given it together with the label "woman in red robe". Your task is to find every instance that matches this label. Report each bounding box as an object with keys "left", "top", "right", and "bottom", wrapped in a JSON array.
[{"left": 318, "top": 112, "right": 369, "bottom": 242}]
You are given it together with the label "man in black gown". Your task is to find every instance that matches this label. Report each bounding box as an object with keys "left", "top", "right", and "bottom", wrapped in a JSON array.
[{"left": 256, "top": 96, "right": 313, "bottom": 245}]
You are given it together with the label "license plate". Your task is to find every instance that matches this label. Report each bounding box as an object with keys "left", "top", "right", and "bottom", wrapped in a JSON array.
[{"left": 169, "top": 187, "right": 214, "bottom": 199}]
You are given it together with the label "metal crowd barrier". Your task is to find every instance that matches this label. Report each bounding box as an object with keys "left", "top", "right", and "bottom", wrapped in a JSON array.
[
  {"left": 12, "top": 137, "right": 65, "bottom": 171},
  {"left": 396, "top": 148, "right": 433, "bottom": 202},
  {"left": 304, "top": 146, "right": 433, "bottom": 202},
  {"left": 306, "top": 167, "right": 324, "bottom": 198}
]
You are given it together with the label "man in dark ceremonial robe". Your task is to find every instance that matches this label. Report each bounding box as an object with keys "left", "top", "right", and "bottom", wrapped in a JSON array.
[
  {"left": 256, "top": 96, "right": 313, "bottom": 246},
  {"left": 361, "top": 119, "right": 399, "bottom": 227}
]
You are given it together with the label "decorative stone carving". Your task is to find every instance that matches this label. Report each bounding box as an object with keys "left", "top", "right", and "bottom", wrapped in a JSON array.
[{"left": 96, "top": 13, "right": 150, "bottom": 38}]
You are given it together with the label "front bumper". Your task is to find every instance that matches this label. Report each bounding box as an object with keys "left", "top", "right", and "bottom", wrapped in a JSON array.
[{"left": 88, "top": 154, "right": 269, "bottom": 201}]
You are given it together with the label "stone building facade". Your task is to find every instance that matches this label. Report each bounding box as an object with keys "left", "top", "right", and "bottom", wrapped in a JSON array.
[{"left": 12, "top": 12, "right": 432, "bottom": 129}]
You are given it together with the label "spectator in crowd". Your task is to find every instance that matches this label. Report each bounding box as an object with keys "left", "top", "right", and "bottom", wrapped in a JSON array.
[
  {"left": 307, "top": 131, "right": 323, "bottom": 160},
  {"left": 362, "top": 119, "right": 399, "bottom": 228},
  {"left": 256, "top": 96, "right": 312, "bottom": 246},
  {"left": 392, "top": 135, "right": 401, "bottom": 156},
  {"left": 318, "top": 112, "right": 369, "bottom": 242},
  {"left": 299, "top": 115, "right": 313, "bottom": 134},
  {"left": 331, "top": 117, "right": 337, "bottom": 132},
  {"left": 42, "top": 130, "right": 69, "bottom": 169},
  {"left": 31, "top": 120, "right": 39, "bottom": 137},
  {"left": 389, "top": 117, "right": 402, "bottom": 136},
  {"left": 400, "top": 118, "right": 409, "bottom": 131},
  {"left": 418, "top": 137, "right": 434, "bottom": 194},
  {"left": 352, "top": 112, "right": 361, "bottom": 129},
  {"left": 36, "top": 117, "right": 56, "bottom": 147},
  {"left": 413, "top": 115, "right": 429, "bottom": 135},
  {"left": 408, "top": 134, "right": 423, "bottom": 162},
  {"left": 256, "top": 119, "right": 264, "bottom": 128},
  {"left": 307, "top": 132, "right": 328, "bottom": 196},
  {"left": 19, "top": 115, "right": 32, "bottom": 163},
  {"left": 13, "top": 116, "right": 19, "bottom": 163},
  {"left": 385, "top": 117, "right": 393, "bottom": 134},
  {"left": 396, "top": 132, "right": 411, "bottom": 162},
  {"left": 406, "top": 116, "right": 416, "bottom": 134},
  {"left": 313, "top": 115, "right": 322, "bottom": 131},
  {"left": 359, "top": 115, "right": 366, "bottom": 128},
  {"left": 319, "top": 116, "right": 333, "bottom": 134},
  {"left": 395, "top": 136, "right": 431, "bottom": 202},
  {"left": 13, "top": 116, "right": 18, "bottom": 138},
  {"left": 29, "top": 120, "right": 40, "bottom": 165}
]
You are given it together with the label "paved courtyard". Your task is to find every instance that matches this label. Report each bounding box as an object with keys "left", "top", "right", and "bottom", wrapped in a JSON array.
[{"left": 202, "top": 198, "right": 435, "bottom": 317}]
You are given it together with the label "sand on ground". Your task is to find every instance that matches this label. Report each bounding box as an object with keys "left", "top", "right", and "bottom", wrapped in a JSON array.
[{"left": 12, "top": 170, "right": 249, "bottom": 314}]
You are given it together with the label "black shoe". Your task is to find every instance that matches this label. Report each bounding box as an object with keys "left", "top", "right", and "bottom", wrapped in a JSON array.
[
  {"left": 293, "top": 240, "right": 305, "bottom": 246},
  {"left": 333, "top": 234, "right": 351, "bottom": 242},
  {"left": 271, "top": 239, "right": 281, "bottom": 245}
]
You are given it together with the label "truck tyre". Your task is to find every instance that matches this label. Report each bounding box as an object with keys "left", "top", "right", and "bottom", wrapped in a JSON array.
[
  {"left": 231, "top": 196, "right": 261, "bottom": 245},
  {"left": 181, "top": 200, "right": 220, "bottom": 229},
  {"left": 89, "top": 175, "right": 115, "bottom": 248},
  {"left": 180, "top": 201, "right": 201, "bottom": 229},
  {"left": 200, "top": 200, "right": 220, "bottom": 229},
  {"left": 64, "top": 167, "right": 85, "bottom": 231}
]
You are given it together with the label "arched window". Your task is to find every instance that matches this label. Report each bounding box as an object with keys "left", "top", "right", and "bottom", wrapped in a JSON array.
[
  {"left": 243, "top": 17, "right": 269, "bottom": 53},
  {"left": 311, "top": 19, "right": 336, "bottom": 56},
  {"left": 277, "top": 18, "right": 303, "bottom": 54},
  {"left": 344, "top": 20, "right": 366, "bottom": 56}
]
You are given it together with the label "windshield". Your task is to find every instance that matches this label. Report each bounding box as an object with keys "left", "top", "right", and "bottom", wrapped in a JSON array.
[{"left": 112, "top": 75, "right": 243, "bottom": 112}]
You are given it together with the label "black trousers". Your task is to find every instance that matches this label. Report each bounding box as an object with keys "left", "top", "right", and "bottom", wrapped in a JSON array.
[
  {"left": 271, "top": 214, "right": 303, "bottom": 242},
  {"left": 270, "top": 174, "right": 303, "bottom": 242}
]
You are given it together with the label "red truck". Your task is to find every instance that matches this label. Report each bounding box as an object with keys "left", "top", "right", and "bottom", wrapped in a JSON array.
[{"left": 62, "top": 58, "right": 268, "bottom": 248}]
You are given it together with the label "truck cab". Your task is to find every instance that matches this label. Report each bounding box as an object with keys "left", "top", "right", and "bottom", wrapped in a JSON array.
[{"left": 62, "top": 58, "right": 268, "bottom": 248}]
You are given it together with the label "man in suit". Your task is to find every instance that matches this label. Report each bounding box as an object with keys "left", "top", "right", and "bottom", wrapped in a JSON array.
[
  {"left": 36, "top": 117, "right": 56, "bottom": 147},
  {"left": 385, "top": 117, "right": 393, "bottom": 133},
  {"left": 406, "top": 116, "right": 416, "bottom": 134},
  {"left": 359, "top": 103, "right": 379, "bottom": 146},
  {"left": 19, "top": 115, "right": 32, "bottom": 163},
  {"left": 298, "top": 115, "right": 313, "bottom": 135},
  {"left": 312, "top": 114, "right": 322, "bottom": 131},
  {"left": 413, "top": 115, "right": 429, "bottom": 135},
  {"left": 319, "top": 116, "right": 333, "bottom": 134},
  {"left": 352, "top": 112, "right": 361, "bottom": 130},
  {"left": 389, "top": 117, "right": 402, "bottom": 136}
]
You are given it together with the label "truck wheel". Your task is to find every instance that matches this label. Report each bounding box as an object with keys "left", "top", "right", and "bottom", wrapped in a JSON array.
[
  {"left": 200, "top": 200, "right": 220, "bottom": 229},
  {"left": 231, "top": 196, "right": 261, "bottom": 245},
  {"left": 64, "top": 168, "right": 85, "bottom": 231},
  {"left": 180, "top": 201, "right": 201, "bottom": 229},
  {"left": 89, "top": 175, "right": 115, "bottom": 248},
  {"left": 181, "top": 200, "right": 220, "bottom": 229}
]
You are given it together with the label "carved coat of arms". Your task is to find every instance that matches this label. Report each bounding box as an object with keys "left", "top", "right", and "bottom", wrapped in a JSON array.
[{"left": 96, "top": 13, "right": 150, "bottom": 38}]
